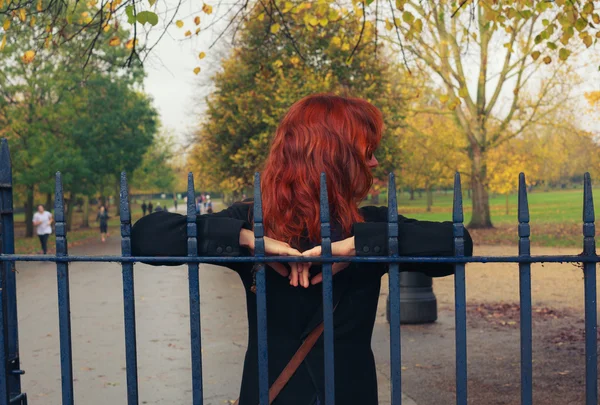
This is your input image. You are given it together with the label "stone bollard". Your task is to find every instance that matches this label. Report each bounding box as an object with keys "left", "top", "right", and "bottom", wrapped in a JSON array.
[{"left": 386, "top": 272, "right": 437, "bottom": 324}]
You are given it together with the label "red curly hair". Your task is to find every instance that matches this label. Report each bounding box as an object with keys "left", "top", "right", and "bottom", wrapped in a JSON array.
[{"left": 261, "top": 94, "right": 384, "bottom": 246}]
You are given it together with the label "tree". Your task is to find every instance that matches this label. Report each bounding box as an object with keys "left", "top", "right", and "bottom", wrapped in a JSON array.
[
  {"left": 131, "top": 130, "right": 177, "bottom": 193},
  {"left": 189, "top": 6, "right": 407, "bottom": 197}
]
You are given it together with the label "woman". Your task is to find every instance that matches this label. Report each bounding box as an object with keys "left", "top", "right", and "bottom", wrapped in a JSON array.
[
  {"left": 96, "top": 205, "right": 110, "bottom": 242},
  {"left": 131, "top": 94, "right": 473, "bottom": 405}
]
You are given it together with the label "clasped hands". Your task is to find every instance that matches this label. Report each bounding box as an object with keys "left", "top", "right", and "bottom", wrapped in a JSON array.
[{"left": 239, "top": 228, "right": 355, "bottom": 288}]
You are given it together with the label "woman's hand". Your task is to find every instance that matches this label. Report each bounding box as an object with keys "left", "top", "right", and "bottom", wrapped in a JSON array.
[
  {"left": 300, "top": 236, "right": 356, "bottom": 285},
  {"left": 239, "top": 229, "right": 303, "bottom": 280}
]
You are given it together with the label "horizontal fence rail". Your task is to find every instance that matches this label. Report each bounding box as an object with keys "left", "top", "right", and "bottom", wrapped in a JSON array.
[{"left": 0, "top": 135, "right": 597, "bottom": 405}]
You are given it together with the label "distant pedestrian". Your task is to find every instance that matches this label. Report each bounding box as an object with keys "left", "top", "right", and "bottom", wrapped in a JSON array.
[
  {"left": 96, "top": 206, "right": 110, "bottom": 243},
  {"left": 155, "top": 203, "right": 162, "bottom": 212},
  {"left": 173, "top": 197, "right": 178, "bottom": 211},
  {"left": 206, "top": 195, "right": 213, "bottom": 214},
  {"left": 32, "top": 204, "right": 53, "bottom": 254},
  {"left": 148, "top": 201, "right": 153, "bottom": 214},
  {"left": 141, "top": 201, "right": 147, "bottom": 216}
]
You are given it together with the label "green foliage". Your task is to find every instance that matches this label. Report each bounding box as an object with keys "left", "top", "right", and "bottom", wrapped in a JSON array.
[{"left": 191, "top": 7, "right": 406, "bottom": 194}]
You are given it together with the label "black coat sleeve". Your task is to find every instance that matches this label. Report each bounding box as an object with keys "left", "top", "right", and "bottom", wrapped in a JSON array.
[
  {"left": 131, "top": 203, "right": 253, "bottom": 271},
  {"left": 354, "top": 206, "right": 473, "bottom": 277}
]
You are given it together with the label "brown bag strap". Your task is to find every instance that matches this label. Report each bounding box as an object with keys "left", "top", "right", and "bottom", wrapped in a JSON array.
[{"left": 233, "top": 321, "right": 325, "bottom": 405}]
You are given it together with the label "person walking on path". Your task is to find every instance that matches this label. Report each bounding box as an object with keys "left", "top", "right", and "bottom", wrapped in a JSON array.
[
  {"left": 141, "top": 201, "right": 147, "bottom": 216},
  {"left": 32, "top": 204, "right": 53, "bottom": 254},
  {"left": 132, "top": 94, "right": 474, "bottom": 405},
  {"left": 205, "top": 195, "right": 213, "bottom": 214},
  {"left": 96, "top": 205, "right": 110, "bottom": 243},
  {"left": 173, "top": 197, "right": 178, "bottom": 211},
  {"left": 148, "top": 201, "right": 153, "bottom": 214}
]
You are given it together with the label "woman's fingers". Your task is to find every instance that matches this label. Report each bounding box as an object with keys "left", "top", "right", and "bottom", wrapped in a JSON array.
[{"left": 289, "top": 266, "right": 299, "bottom": 287}]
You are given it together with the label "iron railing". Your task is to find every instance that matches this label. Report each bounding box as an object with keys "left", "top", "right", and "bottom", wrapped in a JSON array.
[{"left": 0, "top": 138, "right": 597, "bottom": 405}]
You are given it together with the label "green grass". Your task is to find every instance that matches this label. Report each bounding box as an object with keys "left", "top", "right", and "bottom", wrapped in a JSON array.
[
  {"left": 371, "top": 188, "right": 599, "bottom": 225},
  {"left": 365, "top": 188, "right": 598, "bottom": 248}
]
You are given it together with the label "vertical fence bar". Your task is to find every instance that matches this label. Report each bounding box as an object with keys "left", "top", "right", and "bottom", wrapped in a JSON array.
[
  {"left": 0, "top": 140, "right": 20, "bottom": 403},
  {"left": 120, "top": 173, "right": 139, "bottom": 405},
  {"left": 55, "top": 173, "right": 74, "bottom": 405},
  {"left": 253, "top": 173, "right": 269, "bottom": 405},
  {"left": 387, "top": 173, "right": 401, "bottom": 405},
  {"left": 320, "top": 173, "right": 335, "bottom": 405},
  {"left": 0, "top": 140, "right": 12, "bottom": 405},
  {"left": 582, "top": 173, "right": 597, "bottom": 405},
  {"left": 186, "top": 173, "right": 203, "bottom": 405},
  {"left": 452, "top": 173, "right": 467, "bottom": 405},
  {"left": 518, "top": 173, "right": 532, "bottom": 405}
]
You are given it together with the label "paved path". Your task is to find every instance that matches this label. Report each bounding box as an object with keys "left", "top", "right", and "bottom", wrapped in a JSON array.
[{"left": 14, "top": 212, "right": 416, "bottom": 405}]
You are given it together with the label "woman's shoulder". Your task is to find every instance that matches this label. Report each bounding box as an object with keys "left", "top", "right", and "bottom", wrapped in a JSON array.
[{"left": 359, "top": 205, "right": 387, "bottom": 222}]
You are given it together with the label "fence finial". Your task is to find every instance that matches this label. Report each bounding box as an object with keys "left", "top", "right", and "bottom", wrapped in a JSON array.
[
  {"left": 119, "top": 172, "right": 130, "bottom": 223},
  {"left": 0, "top": 139, "right": 12, "bottom": 186}
]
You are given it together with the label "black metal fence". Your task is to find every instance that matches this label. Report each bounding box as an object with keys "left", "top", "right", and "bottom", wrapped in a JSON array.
[{"left": 0, "top": 138, "right": 597, "bottom": 405}]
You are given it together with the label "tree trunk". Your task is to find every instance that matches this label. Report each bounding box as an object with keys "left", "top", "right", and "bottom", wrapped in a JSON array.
[
  {"left": 505, "top": 194, "right": 509, "bottom": 216},
  {"left": 468, "top": 145, "right": 493, "bottom": 228},
  {"left": 426, "top": 186, "right": 433, "bottom": 212},
  {"left": 25, "top": 185, "right": 35, "bottom": 238},
  {"left": 418, "top": 190, "right": 422, "bottom": 199},
  {"left": 82, "top": 196, "right": 90, "bottom": 228},
  {"left": 45, "top": 193, "right": 52, "bottom": 210},
  {"left": 467, "top": 188, "right": 471, "bottom": 199},
  {"left": 409, "top": 188, "right": 415, "bottom": 200}
]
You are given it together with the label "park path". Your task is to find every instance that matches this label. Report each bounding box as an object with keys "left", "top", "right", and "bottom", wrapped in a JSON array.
[{"left": 13, "top": 204, "right": 596, "bottom": 405}]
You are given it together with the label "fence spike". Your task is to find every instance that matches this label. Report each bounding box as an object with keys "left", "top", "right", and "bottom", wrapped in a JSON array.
[
  {"left": 54, "top": 172, "right": 74, "bottom": 405},
  {"left": 387, "top": 172, "right": 401, "bottom": 405},
  {"left": 320, "top": 173, "right": 335, "bottom": 405},
  {"left": 517, "top": 173, "right": 532, "bottom": 405},
  {"left": 452, "top": 172, "right": 467, "bottom": 405},
  {"left": 0, "top": 139, "right": 12, "bottom": 186},
  {"left": 186, "top": 173, "right": 203, "bottom": 405},
  {"left": 119, "top": 172, "right": 139, "bottom": 405},
  {"left": 253, "top": 172, "right": 268, "bottom": 405},
  {"left": 582, "top": 172, "right": 597, "bottom": 405}
]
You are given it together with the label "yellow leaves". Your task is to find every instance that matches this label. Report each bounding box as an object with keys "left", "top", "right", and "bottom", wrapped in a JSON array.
[
  {"left": 109, "top": 36, "right": 121, "bottom": 46},
  {"left": 413, "top": 19, "right": 423, "bottom": 33},
  {"left": 584, "top": 91, "right": 600, "bottom": 107},
  {"left": 202, "top": 3, "right": 213, "bottom": 15},
  {"left": 125, "top": 38, "right": 138, "bottom": 49},
  {"left": 305, "top": 14, "right": 318, "bottom": 26},
  {"left": 272, "top": 59, "right": 283, "bottom": 68},
  {"left": 402, "top": 11, "right": 414, "bottom": 24},
  {"left": 270, "top": 23, "right": 280, "bottom": 34},
  {"left": 185, "top": 30, "right": 191, "bottom": 37},
  {"left": 282, "top": 1, "right": 294, "bottom": 13},
  {"left": 30, "top": 16, "right": 36, "bottom": 27},
  {"left": 385, "top": 19, "right": 393, "bottom": 31},
  {"left": 290, "top": 55, "right": 300, "bottom": 66},
  {"left": 22, "top": 50, "right": 35, "bottom": 64},
  {"left": 18, "top": 9, "right": 26, "bottom": 22},
  {"left": 103, "top": 24, "right": 111, "bottom": 32},
  {"left": 341, "top": 42, "right": 350, "bottom": 51},
  {"left": 558, "top": 48, "right": 571, "bottom": 61},
  {"left": 319, "top": 17, "right": 327, "bottom": 27},
  {"left": 439, "top": 94, "right": 449, "bottom": 104},
  {"left": 199, "top": 51, "right": 206, "bottom": 59},
  {"left": 0, "top": 36, "right": 5, "bottom": 52},
  {"left": 582, "top": 34, "right": 593, "bottom": 48},
  {"left": 543, "top": 56, "right": 552, "bottom": 64},
  {"left": 3, "top": 19, "right": 10, "bottom": 31},
  {"left": 258, "top": 13, "right": 265, "bottom": 21},
  {"left": 175, "top": 20, "right": 184, "bottom": 28},
  {"left": 531, "top": 51, "right": 541, "bottom": 61},
  {"left": 195, "top": 27, "right": 201, "bottom": 35},
  {"left": 331, "top": 36, "right": 341, "bottom": 47},
  {"left": 194, "top": 16, "right": 201, "bottom": 25},
  {"left": 458, "top": 87, "right": 469, "bottom": 99},
  {"left": 193, "top": 67, "right": 201, "bottom": 75}
]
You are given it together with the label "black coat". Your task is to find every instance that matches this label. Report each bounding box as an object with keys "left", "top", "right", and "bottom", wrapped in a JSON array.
[{"left": 131, "top": 202, "right": 473, "bottom": 405}]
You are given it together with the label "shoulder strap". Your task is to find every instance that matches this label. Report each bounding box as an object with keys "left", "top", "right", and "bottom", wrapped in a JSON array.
[{"left": 233, "top": 320, "right": 325, "bottom": 405}]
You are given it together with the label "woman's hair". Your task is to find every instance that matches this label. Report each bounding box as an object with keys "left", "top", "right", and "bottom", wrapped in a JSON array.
[{"left": 261, "top": 93, "right": 384, "bottom": 246}]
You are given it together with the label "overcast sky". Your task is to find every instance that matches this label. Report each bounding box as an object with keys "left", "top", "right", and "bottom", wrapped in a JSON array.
[{"left": 140, "top": 8, "right": 599, "bottom": 153}]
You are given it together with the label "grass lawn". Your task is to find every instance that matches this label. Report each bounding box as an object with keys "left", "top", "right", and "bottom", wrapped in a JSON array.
[
  {"left": 9, "top": 190, "right": 596, "bottom": 253},
  {"left": 367, "top": 188, "right": 598, "bottom": 248}
]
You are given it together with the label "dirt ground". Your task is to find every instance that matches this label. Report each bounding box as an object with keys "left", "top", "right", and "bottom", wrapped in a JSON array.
[{"left": 375, "top": 244, "right": 599, "bottom": 405}]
